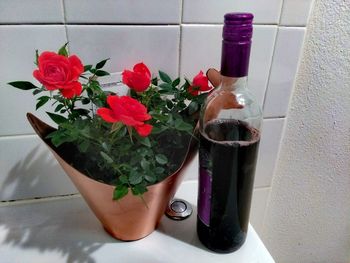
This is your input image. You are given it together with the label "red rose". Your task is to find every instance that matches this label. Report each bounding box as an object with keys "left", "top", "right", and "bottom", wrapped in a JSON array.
[
  {"left": 33, "top": 51, "right": 84, "bottom": 99},
  {"left": 97, "top": 95, "right": 153, "bottom": 137},
  {"left": 122, "top": 62, "right": 151, "bottom": 92},
  {"left": 188, "top": 70, "right": 212, "bottom": 96}
]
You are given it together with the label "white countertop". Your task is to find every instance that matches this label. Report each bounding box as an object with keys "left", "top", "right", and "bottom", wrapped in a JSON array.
[{"left": 0, "top": 181, "right": 274, "bottom": 263}]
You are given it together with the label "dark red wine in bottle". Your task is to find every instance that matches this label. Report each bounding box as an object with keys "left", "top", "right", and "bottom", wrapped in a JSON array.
[{"left": 197, "top": 13, "right": 262, "bottom": 253}]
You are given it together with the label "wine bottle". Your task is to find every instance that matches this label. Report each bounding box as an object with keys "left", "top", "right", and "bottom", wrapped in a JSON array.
[{"left": 197, "top": 13, "right": 262, "bottom": 253}]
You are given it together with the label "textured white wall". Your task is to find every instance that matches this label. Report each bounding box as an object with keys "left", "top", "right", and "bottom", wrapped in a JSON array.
[{"left": 262, "top": 0, "right": 350, "bottom": 262}]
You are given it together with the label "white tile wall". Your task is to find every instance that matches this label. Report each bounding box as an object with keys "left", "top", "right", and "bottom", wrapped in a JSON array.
[
  {"left": 180, "top": 25, "right": 277, "bottom": 106},
  {"left": 182, "top": 0, "right": 283, "bottom": 24},
  {"left": 279, "top": 0, "right": 314, "bottom": 26},
  {"left": 255, "top": 118, "right": 285, "bottom": 187},
  {"left": 0, "top": 0, "right": 64, "bottom": 24},
  {"left": 64, "top": 0, "right": 181, "bottom": 24},
  {"left": 0, "top": 26, "right": 67, "bottom": 136},
  {"left": 0, "top": 1, "right": 314, "bottom": 235},
  {"left": 0, "top": 135, "right": 77, "bottom": 201},
  {"left": 182, "top": 153, "right": 199, "bottom": 181},
  {"left": 251, "top": 187, "right": 270, "bottom": 234},
  {"left": 264, "top": 27, "right": 306, "bottom": 117},
  {"left": 66, "top": 25, "right": 180, "bottom": 77}
]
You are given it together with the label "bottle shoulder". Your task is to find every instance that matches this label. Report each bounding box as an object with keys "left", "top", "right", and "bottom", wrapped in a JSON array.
[{"left": 200, "top": 87, "right": 262, "bottom": 130}]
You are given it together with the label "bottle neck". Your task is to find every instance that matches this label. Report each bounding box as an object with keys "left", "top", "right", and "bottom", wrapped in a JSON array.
[
  {"left": 220, "top": 40, "right": 251, "bottom": 78},
  {"left": 220, "top": 76, "right": 248, "bottom": 91}
]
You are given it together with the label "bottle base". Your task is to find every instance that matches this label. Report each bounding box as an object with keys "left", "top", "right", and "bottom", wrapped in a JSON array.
[{"left": 197, "top": 216, "right": 246, "bottom": 254}]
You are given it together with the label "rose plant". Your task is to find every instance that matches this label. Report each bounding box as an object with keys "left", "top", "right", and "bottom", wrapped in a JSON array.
[{"left": 8, "top": 44, "right": 212, "bottom": 201}]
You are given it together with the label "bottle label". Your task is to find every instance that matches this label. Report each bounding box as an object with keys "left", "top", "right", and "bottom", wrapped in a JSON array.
[{"left": 198, "top": 148, "right": 212, "bottom": 226}]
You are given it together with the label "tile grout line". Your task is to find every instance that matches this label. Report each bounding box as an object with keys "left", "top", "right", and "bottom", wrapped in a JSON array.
[
  {"left": 0, "top": 133, "right": 37, "bottom": 139},
  {"left": 261, "top": 27, "right": 279, "bottom": 113},
  {"left": 261, "top": 0, "right": 284, "bottom": 232},
  {"left": 61, "top": 0, "right": 70, "bottom": 49},
  {"left": 0, "top": 193, "right": 81, "bottom": 207},
  {"left": 178, "top": 0, "right": 184, "bottom": 76},
  {"left": 261, "top": 101, "right": 290, "bottom": 234},
  {"left": 277, "top": 0, "right": 287, "bottom": 25},
  {"left": 263, "top": 116, "right": 285, "bottom": 120},
  {"left": 0, "top": 23, "right": 307, "bottom": 28}
]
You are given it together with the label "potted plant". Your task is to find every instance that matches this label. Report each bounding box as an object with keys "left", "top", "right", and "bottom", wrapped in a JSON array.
[{"left": 8, "top": 44, "right": 212, "bottom": 241}]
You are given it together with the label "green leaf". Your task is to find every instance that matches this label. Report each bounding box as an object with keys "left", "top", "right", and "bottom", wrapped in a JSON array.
[
  {"left": 46, "top": 112, "right": 68, "bottom": 125},
  {"left": 183, "top": 78, "right": 191, "bottom": 91},
  {"left": 101, "top": 142, "right": 110, "bottom": 152},
  {"left": 129, "top": 170, "right": 143, "bottom": 185},
  {"left": 32, "top": 89, "right": 43, "bottom": 95},
  {"left": 159, "top": 70, "right": 172, "bottom": 84},
  {"left": 158, "top": 89, "right": 174, "bottom": 95},
  {"left": 100, "top": 151, "right": 114, "bottom": 164},
  {"left": 72, "top": 108, "right": 90, "bottom": 116},
  {"left": 51, "top": 135, "right": 67, "bottom": 147},
  {"left": 151, "top": 125, "right": 168, "bottom": 134},
  {"left": 119, "top": 175, "right": 129, "bottom": 184},
  {"left": 155, "top": 167, "right": 165, "bottom": 174},
  {"left": 78, "top": 140, "right": 90, "bottom": 153},
  {"left": 188, "top": 101, "right": 199, "bottom": 115},
  {"left": 81, "top": 98, "right": 90, "bottom": 105},
  {"left": 96, "top": 58, "right": 110, "bottom": 69},
  {"left": 35, "top": 49, "right": 39, "bottom": 66},
  {"left": 166, "top": 99, "right": 173, "bottom": 109},
  {"left": 145, "top": 174, "right": 157, "bottom": 184},
  {"left": 151, "top": 77, "right": 158, "bottom": 86},
  {"left": 95, "top": 70, "right": 110, "bottom": 77},
  {"left": 46, "top": 129, "right": 70, "bottom": 147},
  {"left": 155, "top": 154, "right": 168, "bottom": 165},
  {"left": 158, "top": 82, "right": 173, "bottom": 90},
  {"left": 8, "top": 81, "right": 39, "bottom": 90},
  {"left": 172, "top": 78, "right": 180, "bottom": 87},
  {"left": 137, "top": 136, "right": 151, "bottom": 147},
  {"left": 141, "top": 159, "right": 150, "bottom": 170},
  {"left": 174, "top": 118, "right": 193, "bottom": 131},
  {"left": 113, "top": 185, "right": 128, "bottom": 200},
  {"left": 36, "top": 96, "right": 50, "bottom": 110},
  {"left": 58, "top": 42, "right": 69, "bottom": 57},
  {"left": 131, "top": 183, "right": 147, "bottom": 196},
  {"left": 84, "top": 65, "right": 92, "bottom": 72}
]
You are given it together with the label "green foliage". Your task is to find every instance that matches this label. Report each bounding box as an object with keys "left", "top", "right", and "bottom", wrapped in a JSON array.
[
  {"left": 36, "top": 96, "right": 50, "bottom": 110},
  {"left": 94, "top": 70, "right": 110, "bottom": 76},
  {"left": 113, "top": 185, "right": 128, "bottom": 200},
  {"left": 96, "top": 59, "right": 110, "bottom": 69},
  {"left": 158, "top": 70, "right": 172, "bottom": 84},
  {"left": 100, "top": 151, "right": 114, "bottom": 164},
  {"left": 46, "top": 112, "right": 68, "bottom": 125},
  {"left": 58, "top": 43, "right": 69, "bottom": 57},
  {"left": 155, "top": 154, "right": 168, "bottom": 165},
  {"left": 84, "top": 65, "right": 92, "bottom": 72},
  {"left": 8, "top": 81, "right": 39, "bottom": 90},
  {"left": 9, "top": 44, "right": 211, "bottom": 202},
  {"left": 35, "top": 50, "right": 39, "bottom": 65}
]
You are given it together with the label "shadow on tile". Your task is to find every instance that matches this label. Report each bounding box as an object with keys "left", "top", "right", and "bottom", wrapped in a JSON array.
[{"left": 0, "top": 145, "right": 76, "bottom": 201}]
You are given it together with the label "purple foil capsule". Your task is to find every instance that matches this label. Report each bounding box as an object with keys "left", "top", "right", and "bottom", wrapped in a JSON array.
[{"left": 221, "top": 13, "right": 254, "bottom": 78}]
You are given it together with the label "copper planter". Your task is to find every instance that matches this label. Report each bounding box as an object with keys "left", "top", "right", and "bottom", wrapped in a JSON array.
[{"left": 27, "top": 113, "right": 197, "bottom": 241}]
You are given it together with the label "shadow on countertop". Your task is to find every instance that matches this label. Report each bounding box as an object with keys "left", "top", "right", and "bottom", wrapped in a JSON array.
[{"left": 0, "top": 196, "right": 119, "bottom": 263}]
